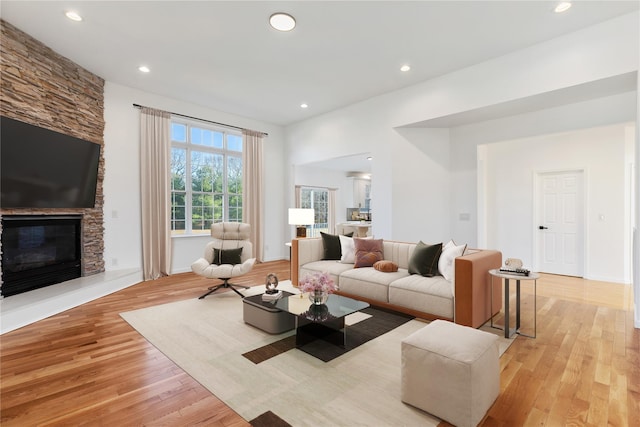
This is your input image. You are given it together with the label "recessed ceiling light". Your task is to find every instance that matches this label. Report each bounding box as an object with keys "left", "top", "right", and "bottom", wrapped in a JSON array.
[
  {"left": 138, "top": 66, "right": 150, "bottom": 73},
  {"left": 367, "top": 156, "right": 373, "bottom": 161},
  {"left": 270, "top": 13, "right": 296, "bottom": 31},
  {"left": 554, "top": 2, "right": 572, "bottom": 13},
  {"left": 65, "top": 11, "right": 83, "bottom": 22},
  {"left": 300, "top": 103, "right": 308, "bottom": 109},
  {"left": 400, "top": 65, "right": 411, "bottom": 72}
]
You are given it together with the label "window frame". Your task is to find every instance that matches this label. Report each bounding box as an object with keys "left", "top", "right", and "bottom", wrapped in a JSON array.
[
  {"left": 170, "top": 118, "right": 243, "bottom": 236},
  {"left": 300, "top": 186, "right": 329, "bottom": 237}
]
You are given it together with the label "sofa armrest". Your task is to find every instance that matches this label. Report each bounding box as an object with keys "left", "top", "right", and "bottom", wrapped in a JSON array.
[
  {"left": 291, "top": 238, "right": 324, "bottom": 287},
  {"left": 454, "top": 249, "right": 502, "bottom": 328}
]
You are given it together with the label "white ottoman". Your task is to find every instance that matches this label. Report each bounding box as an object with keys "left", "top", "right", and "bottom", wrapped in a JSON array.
[{"left": 401, "top": 320, "right": 499, "bottom": 427}]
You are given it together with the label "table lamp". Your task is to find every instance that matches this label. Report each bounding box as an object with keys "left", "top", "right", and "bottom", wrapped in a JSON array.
[{"left": 288, "top": 208, "right": 314, "bottom": 238}]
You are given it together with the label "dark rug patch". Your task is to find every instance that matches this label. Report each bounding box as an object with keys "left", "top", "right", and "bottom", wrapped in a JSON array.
[
  {"left": 242, "top": 335, "right": 296, "bottom": 364},
  {"left": 250, "top": 410, "right": 292, "bottom": 427},
  {"left": 242, "top": 307, "right": 413, "bottom": 363}
]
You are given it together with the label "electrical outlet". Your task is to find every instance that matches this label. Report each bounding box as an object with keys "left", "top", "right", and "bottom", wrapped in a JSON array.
[{"left": 112, "top": 258, "right": 118, "bottom": 267}]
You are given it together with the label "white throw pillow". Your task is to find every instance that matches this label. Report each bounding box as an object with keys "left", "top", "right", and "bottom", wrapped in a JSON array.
[
  {"left": 339, "top": 235, "right": 373, "bottom": 263},
  {"left": 339, "top": 235, "right": 356, "bottom": 263},
  {"left": 438, "top": 240, "right": 467, "bottom": 281}
]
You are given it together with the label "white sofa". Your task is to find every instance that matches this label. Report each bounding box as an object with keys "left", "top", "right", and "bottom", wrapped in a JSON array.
[{"left": 291, "top": 238, "right": 502, "bottom": 328}]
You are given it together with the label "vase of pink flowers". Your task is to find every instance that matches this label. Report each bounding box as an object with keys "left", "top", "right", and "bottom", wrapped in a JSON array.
[{"left": 298, "top": 272, "right": 337, "bottom": 305}]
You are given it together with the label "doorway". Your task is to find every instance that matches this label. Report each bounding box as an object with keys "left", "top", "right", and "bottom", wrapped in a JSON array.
[{"left": 534, "top": 170, "right": 585, "bottom": 276}]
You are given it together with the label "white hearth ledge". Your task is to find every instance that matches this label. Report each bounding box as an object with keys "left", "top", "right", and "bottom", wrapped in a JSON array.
[{"left": 1, "top": 269, "right": 142, "bottom": 334}]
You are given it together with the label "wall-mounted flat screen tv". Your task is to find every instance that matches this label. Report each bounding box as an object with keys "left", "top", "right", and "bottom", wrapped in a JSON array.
[{"left": 1, "top": 116, "right": 101, "bottom": 209}]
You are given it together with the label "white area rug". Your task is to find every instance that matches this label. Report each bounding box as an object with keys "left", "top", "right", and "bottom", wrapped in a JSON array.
[{"left": 120, "top": 281, "right": 513, "bottom": 426}]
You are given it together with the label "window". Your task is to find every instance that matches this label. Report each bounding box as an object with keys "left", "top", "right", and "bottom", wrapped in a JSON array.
[
  {"left": 170, "top": 120, "right": 242, "bottom": 235},
  {"left": 300, "top": 187, "right": 328, "bottom": 237}
]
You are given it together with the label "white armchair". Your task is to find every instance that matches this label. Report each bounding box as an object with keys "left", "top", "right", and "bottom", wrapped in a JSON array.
[{"left": 191, "top": 222, "right": 256, "bottom": 298}]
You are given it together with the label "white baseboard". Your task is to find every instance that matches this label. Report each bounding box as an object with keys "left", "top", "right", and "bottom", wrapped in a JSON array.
[
  {"left": 583, "top": 274, "right": 630, "bottom": 285},
  {"left": 0, "top": 269, "right": 142, "bottom": 334}
]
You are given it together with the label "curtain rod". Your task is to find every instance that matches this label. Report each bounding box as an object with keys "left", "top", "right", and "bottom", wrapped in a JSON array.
[
  {"left": 132, "top": 103, "right": 268, "bottom": 136},
  {"left": 296, "top": 184, "right": 338, "bottom": 191}
]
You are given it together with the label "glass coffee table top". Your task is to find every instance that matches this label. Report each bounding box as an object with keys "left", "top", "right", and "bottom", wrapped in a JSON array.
[
  {"left": 243, "top": 291, "right": 296, "bottom": 312},
  {"left": 274, "top": 293, "right": 369, "bottom": 320},
  {"left": 274, "top": 293, "right": 370, "bottom": 350}
]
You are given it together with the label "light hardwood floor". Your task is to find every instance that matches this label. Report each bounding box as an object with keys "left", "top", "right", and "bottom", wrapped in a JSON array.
[{"left": 1, "top": 261, "right": 638, "bottom": 426}]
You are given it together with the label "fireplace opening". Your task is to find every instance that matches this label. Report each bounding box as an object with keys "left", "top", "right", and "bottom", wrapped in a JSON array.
[{"left": 1, "top": 215, "right": 82, "bottom": 297}]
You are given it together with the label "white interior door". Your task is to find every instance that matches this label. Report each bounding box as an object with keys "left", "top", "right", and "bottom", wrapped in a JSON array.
[{"left": 536, "top": 171, "right": 584, "bottom": 276}]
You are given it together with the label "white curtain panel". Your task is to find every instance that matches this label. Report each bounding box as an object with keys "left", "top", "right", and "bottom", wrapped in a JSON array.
[
  {"left": 329, "top": 188, "right": 336, "bottom": 237},
  {"left": 242, "top": 129, "right": 264, "bottom": 262},
  {"left": 295, "top": 185, "right": 301, "bottom": 208},
  {"left": 140, "top": 107, "right": 172, "bottom": 280}
]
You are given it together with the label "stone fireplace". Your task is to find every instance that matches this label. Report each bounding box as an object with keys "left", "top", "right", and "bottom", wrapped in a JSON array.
[{"left": 0, "top": 20, "right": 106, "bottom": 297}]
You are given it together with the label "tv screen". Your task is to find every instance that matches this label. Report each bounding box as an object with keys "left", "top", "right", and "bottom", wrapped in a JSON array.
[{"left": 1, "top": 116, "right": 101, "bottom": 208}]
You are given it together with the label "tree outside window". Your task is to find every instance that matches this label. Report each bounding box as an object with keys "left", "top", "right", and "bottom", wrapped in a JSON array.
[
  {"left": 170, "top": 121, "right": 242, "bottom": 235},
  {"left": 300, "top": 187, "right": 328, "bottom": 237}
]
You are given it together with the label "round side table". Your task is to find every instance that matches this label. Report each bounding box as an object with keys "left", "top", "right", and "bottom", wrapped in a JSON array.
[{"left": 488, "top": 269, "right": 539, "bottom": 338}]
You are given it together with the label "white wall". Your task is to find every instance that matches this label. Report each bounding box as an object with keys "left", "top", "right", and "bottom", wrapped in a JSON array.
[
  {"left": 450, "top": 90, "right": 637, "bottom": 247},
  {"left": 293, "top": 165, "right": 352, "bottom": 231},
  {"left": 635, "top": 60, "right": 640, "bottom": 328},
  {"left": 286, "top": 11, "right": 638, "bottom": 244},
  {"left": 103, "top": 82, "right": 287, "bottom": 275},
  {"left": 482, "top": 123, "right": 633, "bottom": 284},
  {"left": 392, "top": 128, "right": 451, "bottom": 242}
]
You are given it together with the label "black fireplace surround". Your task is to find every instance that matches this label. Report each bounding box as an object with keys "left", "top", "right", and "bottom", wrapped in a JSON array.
[{"left": 1, "top": 215, "right": 82, "bottom": 297}]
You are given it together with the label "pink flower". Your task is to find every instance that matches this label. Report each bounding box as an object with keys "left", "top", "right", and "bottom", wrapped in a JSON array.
[{"left": 298, "top": 272, "right": 337, "bottom": 294}]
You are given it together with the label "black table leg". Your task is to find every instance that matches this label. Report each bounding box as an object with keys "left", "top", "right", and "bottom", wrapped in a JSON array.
[{"left": 504, "top": 279, "right": 510, "bottom": 338}]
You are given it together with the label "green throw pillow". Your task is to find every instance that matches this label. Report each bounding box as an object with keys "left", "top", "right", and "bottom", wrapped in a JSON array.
[
  {"left": 408, "top": 241, "right": 442, "bottom": 277},
  {"left": 321, "top": 232, "right": 342, "bottom": 260},
  {"left": 213, "top": 247, "right": 243, "bottom": 265}
]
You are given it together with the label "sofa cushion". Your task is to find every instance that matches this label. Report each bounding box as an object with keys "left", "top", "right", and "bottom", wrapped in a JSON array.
[
  {"left": 439, "top": 240, "right": 467, "bottom": 281},
  {"left": 389, "top": 275, "right": 454, "bottom": 318},
  {"left": 354, "top": 238, "right": 384, "bottom": 268},
  {"left": 408, "top": 241, "right": 442, "bottom": 277},
  {"left": 339, "top": 267, "right": 410, "bottom": 302},
  {"left": 382, "top": 240, "right": 415, "bottom": 269},
  {"left": 213, "top": 247, "right": 243, "bottom": 265},
  {"left": 192, "top": 256, "right": 255, "bottom": 278},
  {"left": 299, "top": 260, "right": 354, "bottom": 289},
  {"left": 374, "top": 260, "right": 399, "bottom": 272}
]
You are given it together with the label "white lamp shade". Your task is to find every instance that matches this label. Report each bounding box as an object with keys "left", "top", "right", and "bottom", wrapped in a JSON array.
[{"left": 288, "top": 208, "right": 314, "bottom": 225}]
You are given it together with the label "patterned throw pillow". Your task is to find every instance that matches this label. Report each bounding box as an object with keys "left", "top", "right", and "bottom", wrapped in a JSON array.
[
  {"left": 353, "top": 238, "right": 384, "bottom": 268},
  {"left": 373, "top": 260, "right": 399, "bottom": 272}
]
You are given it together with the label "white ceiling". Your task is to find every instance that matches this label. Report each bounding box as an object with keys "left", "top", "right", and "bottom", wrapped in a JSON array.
[{"left": 1, "top": 1, "right": 638, "bottom": 126}]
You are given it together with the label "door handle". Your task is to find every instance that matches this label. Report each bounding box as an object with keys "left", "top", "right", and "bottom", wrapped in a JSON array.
[{"left": 539, "top": 226, "right": 548, "bottom": 230}]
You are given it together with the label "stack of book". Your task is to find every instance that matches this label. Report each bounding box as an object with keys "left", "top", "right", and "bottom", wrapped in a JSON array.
[
  {"left": 261, "top": 290, "right": 283, "bottom": 301},
  {"left": 498, "top": 268, "right": 530, "bottom": 276}
]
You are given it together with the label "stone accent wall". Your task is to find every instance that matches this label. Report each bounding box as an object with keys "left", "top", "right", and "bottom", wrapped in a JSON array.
[{"left": 0, "top": 19, "right": 105, "bottom": 278}]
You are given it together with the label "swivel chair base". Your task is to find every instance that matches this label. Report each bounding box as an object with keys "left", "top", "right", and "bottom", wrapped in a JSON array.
[{"left": 198, "top": 278, "right": 250, "bottom": 299}]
